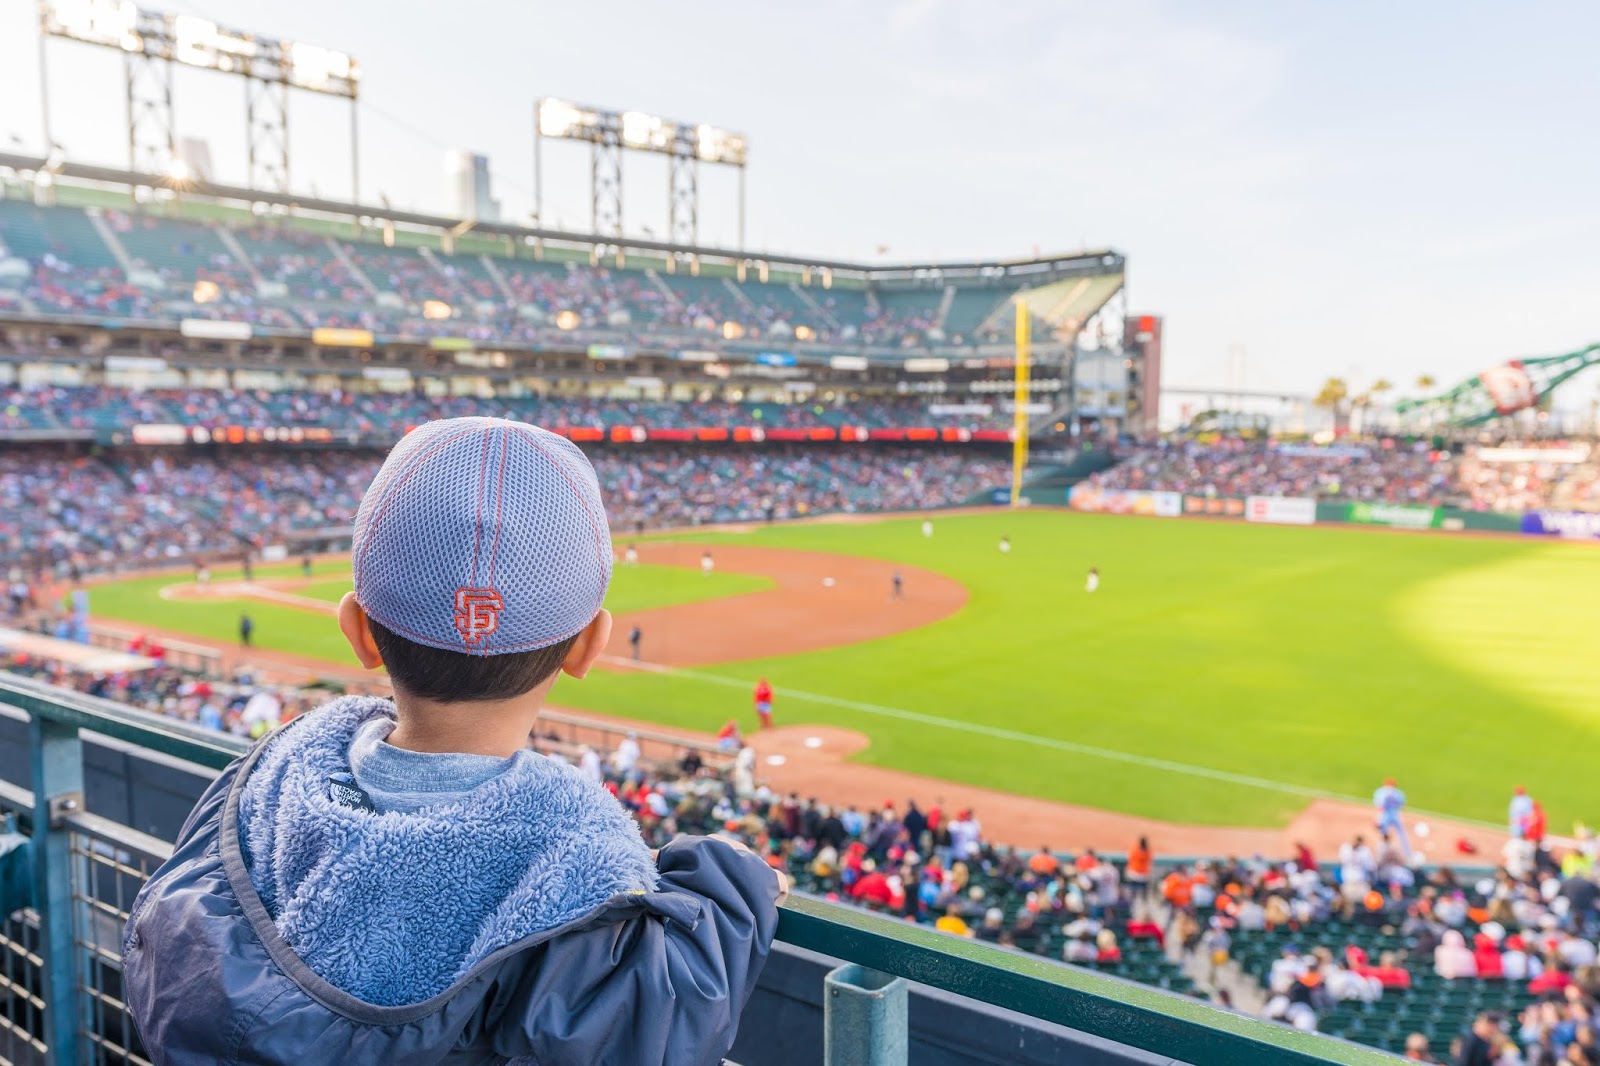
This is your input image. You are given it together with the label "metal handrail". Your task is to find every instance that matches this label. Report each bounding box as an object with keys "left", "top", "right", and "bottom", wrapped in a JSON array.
[{"left": 0, "top": 672, "right": 1399, "bottom": 1064}]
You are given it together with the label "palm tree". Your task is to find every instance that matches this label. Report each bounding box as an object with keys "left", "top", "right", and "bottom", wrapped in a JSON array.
[
  {"left": 1313, "top": 377, "right": 1350, "bottom": 434},
  {"left": 1313, "top": 377, "right": 1349, "bottom": 412},
  {"left": 1370, "top": 378, "right": 1394, "bottom": 399},
  {"left": 1415, "top": 374, "right": 1436, "bottom": 392}
]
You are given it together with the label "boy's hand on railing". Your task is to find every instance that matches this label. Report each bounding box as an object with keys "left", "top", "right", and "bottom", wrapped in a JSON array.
[{"left": 709, "top": 836, "right": 789, "bottom": 904}]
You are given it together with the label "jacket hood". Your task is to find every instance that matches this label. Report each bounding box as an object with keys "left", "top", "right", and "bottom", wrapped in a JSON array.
[{"left": 237, "top": 696, "right": 657, "bottom": 1006}]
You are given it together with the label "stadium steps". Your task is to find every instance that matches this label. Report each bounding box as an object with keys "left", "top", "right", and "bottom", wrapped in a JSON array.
[
  {"left": 116, "top": 214, "right": 236, "bottom": 285},
  {"left": 85, "top": 210, "right": 138, "bottom": 278},
  {"left": 642, "top": 268, "right": 684, "bottom": 311},
  {"left": 737, "top": 279, "right": 812, "bottom": 323},
  {"left": 325, "top": 237, "right": 380, "bottom": 297},
  {"left": 876, "top": 287, "right": 942, "bottom": 322},
  {"left": 934, "top": 285, "right": 956, "bottom": 331},
  {"left": 214, "top": 226, "right": 266, "bottom": 287},
  {"left": 972, "top": 289, "right": 1025, "bottom": 340},
  {"left": 1014, "top": 449, "right": 1117, "bottom": 491},
  {"left": 417, "top": 246, "right": 452, "bottom": 283},
  {"left": 788, "top": 283, "right": 839, "bottom": 330},
  {"left": 477, "top": 255, "right": 517, "bottom": 302},
  {"left": 720, "top": 277, "right": 759, "bottom": 315},
  {"left": 942, "top": 284, "right": 1013, "bottom": 340}
]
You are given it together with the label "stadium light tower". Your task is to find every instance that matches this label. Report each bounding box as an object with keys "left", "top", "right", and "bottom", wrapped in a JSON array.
[
  {"left": 534, "top": 97, "right": 747, "bottom": 247},
  {"left": 37, "top": 0, "right": 361, "bottom": 198}
]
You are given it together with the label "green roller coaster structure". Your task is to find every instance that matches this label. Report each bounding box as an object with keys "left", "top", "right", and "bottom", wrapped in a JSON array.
[{"left": 1396, "top": 343, "right": 1600, "bottom": 427}]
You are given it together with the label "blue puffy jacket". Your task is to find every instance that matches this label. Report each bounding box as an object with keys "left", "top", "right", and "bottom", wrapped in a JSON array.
[{"left": 122, "top": 702, "right": 780, "bottom": 1065}]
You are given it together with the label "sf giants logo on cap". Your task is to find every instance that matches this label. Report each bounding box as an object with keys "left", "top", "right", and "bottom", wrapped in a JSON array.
[{"left": 453, "top": 588, "right": 504, "bottom": 646}]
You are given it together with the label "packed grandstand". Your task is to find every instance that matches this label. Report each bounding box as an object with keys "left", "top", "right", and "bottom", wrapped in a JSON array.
[
  {"left": 7, "top": 406, "right": 1600, "bottom": 579},
  {"left": 0, "top": 196, "right": 1124, "bottom": 352}
]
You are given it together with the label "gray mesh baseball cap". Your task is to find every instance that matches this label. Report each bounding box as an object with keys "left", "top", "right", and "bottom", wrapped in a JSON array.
[{"left": 352, "top": 417, "right": 612, "bottom": 656}]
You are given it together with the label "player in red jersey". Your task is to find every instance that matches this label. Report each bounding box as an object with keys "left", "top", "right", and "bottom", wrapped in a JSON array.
[{"left": 753, "top": 677, "right": 774, "bottom": 729}]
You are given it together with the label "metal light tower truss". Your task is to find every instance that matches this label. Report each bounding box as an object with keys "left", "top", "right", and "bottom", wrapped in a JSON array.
[
  {"left": 668, "top": 126, "right": 698, "bottom": 245},
  {"left": 125, "top": 48, "right": 175, "bottom": 177},
  {"left": 1396, "top": 344, "right": 1600, "bottom": 427},
  {"left": 39, "top": 0, "right": 359, "bottom": 197},
  {"left": 590, "top": 112, "right": 623, "bottom": 239},
  {"left": 245, "top": 77, "right": 290, "bottom": 193},
  {"left": 536, "top": 97, "right": 747, "bottom": 246}
]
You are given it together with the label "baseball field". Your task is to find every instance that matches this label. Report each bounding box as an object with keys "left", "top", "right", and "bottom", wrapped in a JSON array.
[{"left": 85, "top": 510, "right": 1600, "bottom": 834}]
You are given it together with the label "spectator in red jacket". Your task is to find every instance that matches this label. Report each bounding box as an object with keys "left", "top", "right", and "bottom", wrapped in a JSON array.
[{"left": 1471, "top": 933, "right": 1504, "bottom": 979}]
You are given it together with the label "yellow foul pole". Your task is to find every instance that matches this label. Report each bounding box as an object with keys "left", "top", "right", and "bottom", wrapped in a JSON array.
[{"left": 1010, "top": 297, "right": 1031, "bottom": 507}]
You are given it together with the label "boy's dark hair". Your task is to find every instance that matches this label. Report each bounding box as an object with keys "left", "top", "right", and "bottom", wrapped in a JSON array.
[{"left": 368, "top": 617, "right": 580, "bottom": 703}]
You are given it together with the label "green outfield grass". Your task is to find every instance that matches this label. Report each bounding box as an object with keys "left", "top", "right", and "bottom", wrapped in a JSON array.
[{"left": 87, "top": 513, "right": 1600, "bottom": 830}]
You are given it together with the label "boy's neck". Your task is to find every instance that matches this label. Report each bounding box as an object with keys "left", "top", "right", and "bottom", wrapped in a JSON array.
[{"left": 386, "top": 691, "right": 547, "bottom": 758}]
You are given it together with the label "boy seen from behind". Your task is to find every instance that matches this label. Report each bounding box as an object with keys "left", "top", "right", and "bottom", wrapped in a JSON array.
[{"left": 124, "top": 417, "right": 785, "bottom": 1065}]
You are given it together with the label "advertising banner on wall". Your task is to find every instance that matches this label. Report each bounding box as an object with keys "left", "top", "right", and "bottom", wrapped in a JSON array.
[
  {"left": 1345, "top": 502, "right": 1441, "bottom": 529},
  {"left": 1521, "top": 510, "right": 1600, "bottom": 540},
  {"left": 1183, "top": 495, "right": 1247, "bottom": 517},
  {"left": 1245, "top": 496, "right": 1316, "bottom": 525},
  {"left": 1067, "top": 486, "right": 1182, "bottom": 516}
]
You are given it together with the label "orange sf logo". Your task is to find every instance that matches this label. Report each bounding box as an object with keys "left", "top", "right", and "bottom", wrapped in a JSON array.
[{"left": 453, "top": 588, "right": 504, "bottom": 646}]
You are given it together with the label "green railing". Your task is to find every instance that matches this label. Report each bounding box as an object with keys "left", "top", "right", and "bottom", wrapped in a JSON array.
[{"left": 0, "top": 673, "right": 1400, "bottom": 1065}]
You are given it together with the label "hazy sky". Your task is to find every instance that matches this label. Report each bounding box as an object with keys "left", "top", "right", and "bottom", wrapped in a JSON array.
[{"left": 1, "top": 0, "right": 1597, "bottom": 395}]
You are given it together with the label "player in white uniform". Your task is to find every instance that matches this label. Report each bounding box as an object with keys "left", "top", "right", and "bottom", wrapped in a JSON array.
[
  {"left": 998, "top": 536, "right": 1011, "bottom": 554},
  {"left": 623, "top": 544, "right": 639, "bottom": 567},
  {"left": 1086, "top": 566, "right": 1099, "bottom": 593},
  {"left": 921, "top": 520, "right": 934, "bottom": 538},
  {"left": 701, "top": 551, "right": 715, "bottom": 575}
]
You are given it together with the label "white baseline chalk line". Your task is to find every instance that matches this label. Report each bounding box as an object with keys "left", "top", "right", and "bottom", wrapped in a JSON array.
[{"left": 597, "top": 653, "right": 1505, "bottom": 831}]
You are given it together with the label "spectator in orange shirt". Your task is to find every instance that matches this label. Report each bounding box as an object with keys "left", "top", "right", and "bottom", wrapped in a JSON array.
[
  {"left": 1126, "top": 836, "right": 1153, "bottom": 893},
  {"left": 1162, "top": 868, "right": 1193, "bottom": 909},
  {"left": 1074, "top": 848, "right": 1099, "bottom": 874},
  {"left": 1027, "top": 846, "right": 1059, "bottom": 877}
]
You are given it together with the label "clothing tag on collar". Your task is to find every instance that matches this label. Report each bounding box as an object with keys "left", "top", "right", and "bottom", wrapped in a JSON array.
[{"left": 327, "top": 772, "right": 376, "bottom": 813}]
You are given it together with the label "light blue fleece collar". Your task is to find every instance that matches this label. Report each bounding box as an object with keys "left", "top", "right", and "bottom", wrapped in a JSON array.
[
  {"left": 237, "top": 696, "right": 658, "bottom": 1007},
  {"left": 348, "top": 717, "right": 513, "bottom": 814}
]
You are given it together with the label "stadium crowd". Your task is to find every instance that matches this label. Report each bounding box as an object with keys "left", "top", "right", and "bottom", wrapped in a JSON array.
[
  {"left": 1091, "top": 440, "right": 1454, "bottom": 504},
  {"left": 1091, "top": 439, "right": 1600, "bottom": 517},
  {"left": 1456, "top": 445, "right": 1600, "bottom": 514},
  {"left": 0, "top": 206, "right": 983, "bottom": 349},
  {"left": 0, "top": 444, "right": 1008, "bottom": 576},
  {"left": 0, "top": 383, "right": 1016, "bottom": 435}
]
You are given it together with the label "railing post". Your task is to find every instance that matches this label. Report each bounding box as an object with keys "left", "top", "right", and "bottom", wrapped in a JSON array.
[
  {"left": 824, "top": 963, "right": 907, "bottom": 1066},
  {"left": 29, "top": 714, "right": 84, "bottom": 1066}
]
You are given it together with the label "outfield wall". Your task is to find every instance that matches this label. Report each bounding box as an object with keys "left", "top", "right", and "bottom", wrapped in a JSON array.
[{"left": 1064, "top": 486, "right": 1576, "bottom": 538}]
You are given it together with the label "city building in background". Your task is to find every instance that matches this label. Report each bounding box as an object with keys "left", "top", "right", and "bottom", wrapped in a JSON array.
[{"left": 445, "top": 150, "right": 499, "bottom": 222}]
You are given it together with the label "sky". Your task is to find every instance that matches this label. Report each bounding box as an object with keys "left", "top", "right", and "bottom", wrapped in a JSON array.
[{"left": 1, "top": 0, "right": 1597, "bottom": 397}]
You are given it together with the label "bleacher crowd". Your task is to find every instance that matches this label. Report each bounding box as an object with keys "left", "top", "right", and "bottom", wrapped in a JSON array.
[
  {"left": 1093, "top": 439, "right": 1453, "bottom": 505},
  {"left": 0, "top": 383, "right": 1016, "bottom": 437},
  {"left": 0, "top": 201, "right": 998, "bottom": 348},
  {"left": 0, "top": 444, "right": 1008, "bottom": 576},
  {"left": 1094, "top": 439, "right": 1600, "bottom": 516}
]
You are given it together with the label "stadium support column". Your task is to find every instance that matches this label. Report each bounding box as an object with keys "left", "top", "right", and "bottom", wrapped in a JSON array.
[
  {"left": 350, "top": 97, "right": 361, "bottom": 210},
  {"left": 37, "top": 13, "right": 53, "bottom": 159},
  {"left": 1011, "top": 298, "right": 1031, "bottom": 507}
]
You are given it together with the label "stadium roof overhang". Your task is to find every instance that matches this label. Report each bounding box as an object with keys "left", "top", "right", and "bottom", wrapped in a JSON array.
[{"left": 0, "top": 152, "right": 1123, "bottom": 283}]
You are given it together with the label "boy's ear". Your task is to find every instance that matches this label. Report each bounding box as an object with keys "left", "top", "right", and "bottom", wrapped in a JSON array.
[
  {"left": 338, "top": 592, "right": 385, "bottom": 671},
  {"left": 562, "top": 609, "right": 613, "bottom": 680}
]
